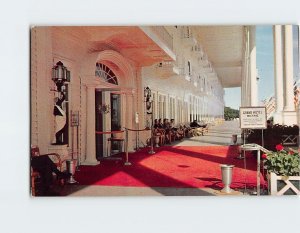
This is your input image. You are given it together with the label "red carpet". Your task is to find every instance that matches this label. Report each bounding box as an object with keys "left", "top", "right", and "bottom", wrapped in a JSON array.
[{"left": 75, "top": 146, "right": 266, "bottom": 190}]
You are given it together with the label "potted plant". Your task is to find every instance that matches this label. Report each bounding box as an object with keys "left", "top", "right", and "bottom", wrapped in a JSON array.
[{"left": 263, "top": 144, "right": 300, "bottom": 195}]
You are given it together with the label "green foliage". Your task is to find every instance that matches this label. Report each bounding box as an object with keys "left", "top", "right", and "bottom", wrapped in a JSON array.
[
  {"left": 264, "top": 150, "right": 300, "bottom": 176},
  {"left": 224, "top": 106, "right": 239, "bottom": 120}
]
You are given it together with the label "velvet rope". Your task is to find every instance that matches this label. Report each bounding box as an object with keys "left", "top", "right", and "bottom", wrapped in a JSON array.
[
  {"left": 125, "top": 128, "right": 151, "bottom": 132},
  {"left": 95, "top": 130, "right": 124, "bottom": 135}
]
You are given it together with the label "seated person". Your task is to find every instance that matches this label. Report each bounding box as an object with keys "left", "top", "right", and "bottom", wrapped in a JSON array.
[
  {"left": 170, "top": 119, "right": 175, "bottom": 127},
  {"left": 190, "top": 120, "right": 200, "bottom": 128},
  {"left": 157, "top": 119, "right": 163, "bottom": 128},
  {"left": 170, "top": 119, "right": 177, "bottom": 130},
  {"left": 153, "top": 119, "right": 159, "bottom": 129},
  {"left": 163, "top": 118, "right": 170, "bottom": 129},
  {"left": 183, "top": 125, "right": 191, "bottom": 137},
  {"left": 174, "top": 123, "right": 184, "bottom": 140},
  {"left": 31, "top": 155, "right": 71, "bottom": 195},
  {"left": 163, "top": 119, "right": 172, "bottom": 143}
]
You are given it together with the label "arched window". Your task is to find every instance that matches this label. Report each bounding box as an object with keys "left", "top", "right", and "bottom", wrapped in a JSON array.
[{"left": 95, "top": 63, "right": 118, "bottom": 85}]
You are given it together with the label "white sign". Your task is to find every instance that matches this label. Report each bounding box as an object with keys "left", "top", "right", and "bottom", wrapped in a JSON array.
[{"left": 240, "top": 107, "right": 267, "bottom": 129}]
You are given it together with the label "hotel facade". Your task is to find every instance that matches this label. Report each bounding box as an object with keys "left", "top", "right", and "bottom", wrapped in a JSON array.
[{"left": 31, "top": 25, "right": 298, "bottom": 165}]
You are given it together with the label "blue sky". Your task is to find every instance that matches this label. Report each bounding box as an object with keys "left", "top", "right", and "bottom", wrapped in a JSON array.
[{"left": 224, "top": 25, "right": 299, "bottom": 110}]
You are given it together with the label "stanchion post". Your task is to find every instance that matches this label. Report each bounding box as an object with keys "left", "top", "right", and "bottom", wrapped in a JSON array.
[
  {"left": 76, "top": 124, "right": 80, "bottom": 171},
  {"left": 148, "top": 127, "right": 155, "bottom": 155},
  {"left": 124, "top": 128, "right": 132, "bottom": 166}
]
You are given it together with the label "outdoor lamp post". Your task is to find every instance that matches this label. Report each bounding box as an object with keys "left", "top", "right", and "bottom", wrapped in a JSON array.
[
  {"left": 144, "top": 86, "right": 155, "bottom": 154},
  {"left": 144, "top": 86, "right": 151, "bottom": 99},
  {"left": 52, "top": 61, "right": 69, "bottom": 92},
  {"left": 51, "top": 61, "right": 70, "bottom": 145}
]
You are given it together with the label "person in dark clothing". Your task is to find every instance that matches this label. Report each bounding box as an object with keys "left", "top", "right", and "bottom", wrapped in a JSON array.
[
  {"left": 157, "top": 118, "right": 163, "bottom": 128},
  {"left": 153, "top": 119, "right": 159, "bottom": 129},
  {"left": 31, "top": 155, "right": 70, "bottom": 195}
]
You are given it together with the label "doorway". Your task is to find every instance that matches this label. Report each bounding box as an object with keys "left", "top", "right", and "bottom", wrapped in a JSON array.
[
  {"left": 95, "top": 91, "right": 121, "bottom": 158},
  {"left": 110, "top": 94, "right": 121, "bottom": 131},
  {"left": 110, "top": 93, "right": 122, "bottom": 154},
  {"left": 95, "top": 91, "right": 104, "bottom": 159}
]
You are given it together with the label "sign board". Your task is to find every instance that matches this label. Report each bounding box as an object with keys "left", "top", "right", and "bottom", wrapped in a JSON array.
[
  {"left": 71, "top": 111, "right": 79, "bottom": 127},
  {"left": 240, "top": 107, "right": 267, "bottom": 129}
]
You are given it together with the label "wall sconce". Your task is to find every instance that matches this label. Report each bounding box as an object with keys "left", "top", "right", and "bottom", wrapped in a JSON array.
[
  {"left": 144, "top": 86, "right": 152, "bottom": 113},
  {"left": 52, "top": 61, "right": 70, "bottom": 92},
  {"left": 144, "top": 86, "right": 151, "bottom": 99},
  {"left": 98, "top": 103, "right": 110, "bottom": 114}
]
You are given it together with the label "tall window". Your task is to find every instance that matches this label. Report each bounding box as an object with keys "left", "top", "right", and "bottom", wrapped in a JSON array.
[
  {"left": 177, "top": 99, "right": 183, "bottom": 124},
  {"left": 158, "top": 94, "right": 166, "bottom": 119},
  {"left": 152, "top": 93, "right": 156, "bottom": 119},
  {"left": 184, "top": 102, "right": 188, "bottom": 123},
  {"left": 169, "top": 97, "right": 175, "bottom": 120}
]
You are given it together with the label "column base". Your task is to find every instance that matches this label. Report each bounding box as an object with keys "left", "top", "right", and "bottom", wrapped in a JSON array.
[
  {"left": 273, "top": 112, "right": 283, "bottom": 125},
  {"left": 81, "top": 159, "right": 100, "bottom": 166},
  {"left": 282, "top": 111, "right": 297, "bottom": 125}
]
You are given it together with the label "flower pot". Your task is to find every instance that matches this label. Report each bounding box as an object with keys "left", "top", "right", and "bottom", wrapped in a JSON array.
[{"left": 268, "top": 172, "right": 300, "bottom": 195}]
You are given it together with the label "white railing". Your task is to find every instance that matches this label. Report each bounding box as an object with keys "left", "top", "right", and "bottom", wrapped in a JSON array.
[{"left": 150, "top": 26, "right": 173, "bottom": 52}]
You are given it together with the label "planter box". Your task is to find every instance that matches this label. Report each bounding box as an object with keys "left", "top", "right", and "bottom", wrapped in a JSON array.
[{"left": 268, "top": 172, "right": 300, "bottom": 195}]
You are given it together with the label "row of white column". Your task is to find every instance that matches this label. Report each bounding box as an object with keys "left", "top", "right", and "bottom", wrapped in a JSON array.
[
  {"left": 241, "top": 25, "right": 296, "bottom": 126},
  {"left": 273, "top": 25, "right": 296, "bottom": 125}
]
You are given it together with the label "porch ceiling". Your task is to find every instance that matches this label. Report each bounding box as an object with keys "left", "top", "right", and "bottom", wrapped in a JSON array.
[
  {"left": 193, "top": 26, "right": 244, "bottom": 88},
  {"left": 52, "top": 26, "right": 172, "bottom": 66},
  {"left": 83, "top": 26, "right": 172, "bottom": 66}
]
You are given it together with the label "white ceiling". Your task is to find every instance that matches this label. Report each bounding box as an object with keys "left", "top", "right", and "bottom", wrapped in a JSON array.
[{"left": 193, "top": 26, "right": 244, "bottom": 88}]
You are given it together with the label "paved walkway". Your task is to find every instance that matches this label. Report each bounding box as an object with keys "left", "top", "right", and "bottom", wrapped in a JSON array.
[
  {"left": 175, "top": 120, "right": 241, "bottom": 146},
  {"left": 55, "top": 121, "right": 245, "bottom": 197}
]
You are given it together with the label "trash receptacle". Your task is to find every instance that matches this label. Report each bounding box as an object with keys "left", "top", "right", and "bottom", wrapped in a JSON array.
[
  {"left": 220, "top": 164, "right": 234, "bottom": 193},
  {"left": 66, "top": 159, "right": 77, "bottom": 184},
  {"left": 231, "top": 134, "right": 237, "bottom": 145}
]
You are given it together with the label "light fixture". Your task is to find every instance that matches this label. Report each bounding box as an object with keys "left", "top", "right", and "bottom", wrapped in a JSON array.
[
  {"left": 52, "top": 61, "right": 70, "bottom": 92},
  {"left": 98, "top": 103, "right": 110, "bottom": 114},
  {"left": 144, "top": 86, "right": 151, "bottom": 99}
]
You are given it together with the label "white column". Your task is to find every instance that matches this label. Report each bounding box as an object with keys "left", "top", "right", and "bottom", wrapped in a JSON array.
[
  {"left": 282, "top": 25, "right": 297, "bottom": 125},
  {"left": 273, "top": 25, "right": 284, "bottom": 124},
  {"left": 299, "top": 25, "right": 300, "bottom": 70},
  {"left": 249, "top": 26, "right": 258, "bottom": 106},
  {"left": 283, "top": 25, "right": 295, "bottom": 111},
  {"left": 83, "top": 85, "right": 99, "bottom": 165},
  {"left": 243, "top": 26, "right": 251, "bottom": 106},
  {"left": 298, "top": 25, "right": 300, "bottom": 128},
  {"left": 126, "top": 93, "right": 134, "bottom": 152}
]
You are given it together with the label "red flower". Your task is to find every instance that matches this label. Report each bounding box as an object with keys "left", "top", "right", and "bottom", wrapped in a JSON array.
[
  {"left": 262, "top": 153, "right": 267, "bottom": 159},
  {"left": 275, "top": 144, "right": 284, "bottom": 151},
  {"left": 289, "top": 150, "right": 294, "bottom": 155}
]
